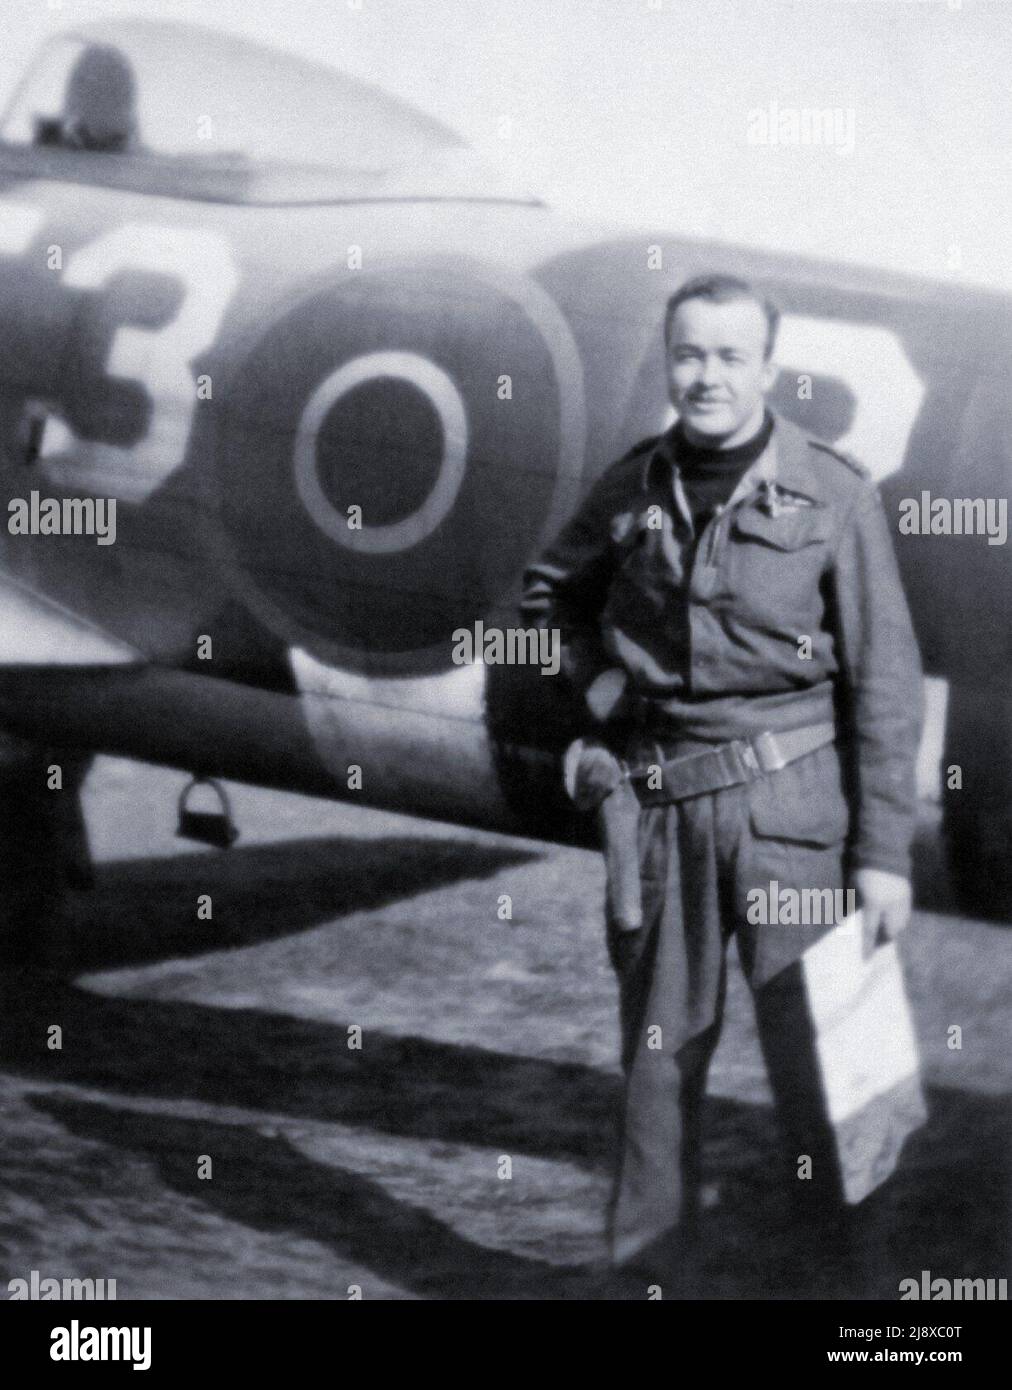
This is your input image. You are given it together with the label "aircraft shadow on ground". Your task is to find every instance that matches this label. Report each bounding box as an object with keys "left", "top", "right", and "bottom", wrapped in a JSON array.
[
  {"left": 3, "top": 974, "right": 1007, "bottom": 1299},
  {"left": 2, "top": 979, "right": 618, "bottom": 1165},
  {"left": 26, "top": 1097, "right": 604, "bottom": 1301},
  {"left": 44, "top": 833, "right": 538, "bottom": 972}
]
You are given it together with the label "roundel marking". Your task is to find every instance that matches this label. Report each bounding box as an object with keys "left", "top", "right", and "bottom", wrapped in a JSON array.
[
  {"left": 208, "top": 257, "right": 587, "bottom": 676},
  {"left": 293, "top": 350, "right": 468, "bottom": 555}
]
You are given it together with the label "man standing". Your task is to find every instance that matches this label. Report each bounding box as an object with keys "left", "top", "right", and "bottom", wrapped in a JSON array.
[{"left": 521, "top": 274, "right": 924, "bottom": 1282}]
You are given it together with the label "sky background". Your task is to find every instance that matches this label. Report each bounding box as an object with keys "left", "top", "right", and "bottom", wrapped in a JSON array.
[{"left": 1, "top": 0, "right": 1009, "bottom": 289}]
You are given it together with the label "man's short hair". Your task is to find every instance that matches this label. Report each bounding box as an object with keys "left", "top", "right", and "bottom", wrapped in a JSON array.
[{"left": 663, "top": 274, "right": 780, "bottom": 359}]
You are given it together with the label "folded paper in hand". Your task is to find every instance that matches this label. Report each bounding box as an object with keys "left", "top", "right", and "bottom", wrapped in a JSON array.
[{"left": 802, "top": 911, "right": 927, "bottom": 1203}]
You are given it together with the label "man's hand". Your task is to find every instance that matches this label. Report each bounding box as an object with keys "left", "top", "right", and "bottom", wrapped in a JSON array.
[
  {"left": 854, "top": 867, "right": 912, "bottom": 957},
  {"left": 585, "top": 667, "right": 627, "bottom": 723},
  {"left": 562, "top": 738, "right": 623, "bottom": 811}
]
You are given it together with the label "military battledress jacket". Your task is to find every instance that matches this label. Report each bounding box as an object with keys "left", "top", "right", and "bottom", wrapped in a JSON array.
[{"left": 522, "top": 411, "right": 923, "bottom": 880}]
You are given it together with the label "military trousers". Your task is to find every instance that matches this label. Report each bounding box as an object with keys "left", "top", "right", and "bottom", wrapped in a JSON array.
[{"left": 605, "top": 741, "right": 851, "bottom": 1266}]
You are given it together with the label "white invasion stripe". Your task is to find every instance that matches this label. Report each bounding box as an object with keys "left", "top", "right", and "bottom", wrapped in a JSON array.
[
  {"left": 802, "top": 918, "right": 922, "bottom": 1126},
  {"left": 0, "top": 202, "right": 44, "bottom": 254},
  {"left": 290, "top": 645, "right": 486, "bottom": 722}
]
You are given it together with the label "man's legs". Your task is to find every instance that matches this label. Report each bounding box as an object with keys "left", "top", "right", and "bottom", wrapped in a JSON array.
[
  {"left": 750, "top": 959, "right": 847, "bottom": 1215},
  {"left": 733, "top": 801, "right": 856, "bottom": 1285},
  {"left": 750, "top": 958, "right": 879, "bottom": 1297},
  {"left": 670, "top": 1007, "right": 725, "bottom": 1241},
  {"left": 607, "top": 794, "right": 730, "bottom": 1268}
]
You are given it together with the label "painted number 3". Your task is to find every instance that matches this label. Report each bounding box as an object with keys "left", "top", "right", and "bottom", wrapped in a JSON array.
[{"left": 2, "top": 205, "right": 238, "bottom": 501}]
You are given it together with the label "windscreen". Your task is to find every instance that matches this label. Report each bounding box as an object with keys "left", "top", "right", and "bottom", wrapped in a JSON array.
[{"left": 0, "top": 20, "right": 465, "bottom": 174}]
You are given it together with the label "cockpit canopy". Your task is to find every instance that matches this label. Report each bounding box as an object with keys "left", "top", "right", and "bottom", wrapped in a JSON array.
[
  {"left": 2, "top": 19, "right": 465, "bottom": 169},
  {"left": 0, "top": 20, "right": 536, "bottom": 204}
]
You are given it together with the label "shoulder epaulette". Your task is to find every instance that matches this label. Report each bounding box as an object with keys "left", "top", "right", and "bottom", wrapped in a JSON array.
[{"left": 808, "top": 438, "right": 871, "bottom": 480}]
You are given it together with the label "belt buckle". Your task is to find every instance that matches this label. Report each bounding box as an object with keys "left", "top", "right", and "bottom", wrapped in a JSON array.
[
  {"left": 751, "top": 730, "right": 787, "bottom": 773},
  {"left": 729, "top": 738, "right": 760, "bottom": 780}
]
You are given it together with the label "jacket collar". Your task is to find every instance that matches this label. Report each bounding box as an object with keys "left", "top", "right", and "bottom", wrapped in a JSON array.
[{"left": 645, "top": 409, "right": 827, "bottom": 506}]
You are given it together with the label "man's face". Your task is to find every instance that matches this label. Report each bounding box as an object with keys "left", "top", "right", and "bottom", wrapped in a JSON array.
[{"left": 666, "top": 296, "right": 776, "bottom": 442}]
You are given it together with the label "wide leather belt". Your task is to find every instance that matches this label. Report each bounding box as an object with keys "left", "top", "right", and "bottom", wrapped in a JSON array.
[{"left": 627, "top": 721, "right": 836, "bottom": 806}]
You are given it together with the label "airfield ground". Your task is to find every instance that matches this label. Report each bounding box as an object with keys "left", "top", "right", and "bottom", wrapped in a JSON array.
[{"left": 1, "top": 756, "right": 1008, "bottom": 1300}]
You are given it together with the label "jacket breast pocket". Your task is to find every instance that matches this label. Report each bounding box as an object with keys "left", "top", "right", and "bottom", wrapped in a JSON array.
[
  {"left": 732, "top": 505, "right": 832, "bottom": 551},
  {"left": 747, "top": 743, "right": 850, "bottom": 847},
  {"left": 729, "top": 506, "right": 832, "bottom": 616}
]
